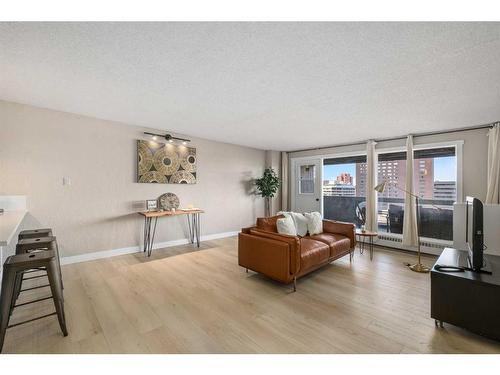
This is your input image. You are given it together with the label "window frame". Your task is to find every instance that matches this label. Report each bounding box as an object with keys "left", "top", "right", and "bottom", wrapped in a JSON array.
[
  {"left": 376, "top": 140, "right": 463, "bottom": 203},
  {"left": 290, "top": 140, "right": 463, "bottom": 251}
]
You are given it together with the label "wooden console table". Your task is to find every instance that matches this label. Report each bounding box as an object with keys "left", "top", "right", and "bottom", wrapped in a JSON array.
[{"left": 138, "top": 209, "right": 204, "bottom": 257}]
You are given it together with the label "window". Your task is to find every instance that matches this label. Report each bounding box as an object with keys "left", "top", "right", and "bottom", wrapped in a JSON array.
[
  {"left": 299, "top": 164, "right": 315, "bottom": 194},
  {"left": 377, "top": 147, "right": 456, "bottom": 241},
  {"left": 323, "top": 155, "right": 367, "bottom": 228}
]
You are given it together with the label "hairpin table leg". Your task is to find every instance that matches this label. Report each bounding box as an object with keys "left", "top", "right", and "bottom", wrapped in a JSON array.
[
  {"left": 195, "top": 213, "right": 201, "bottom": 247},
  {"left": 144, "top": 216, "right": 157, "bottom": 257}
]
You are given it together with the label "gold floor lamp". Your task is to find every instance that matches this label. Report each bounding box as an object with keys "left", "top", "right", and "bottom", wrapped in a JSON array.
[{"left": 374, "top": 180, "right": 436, "bottom": 273}]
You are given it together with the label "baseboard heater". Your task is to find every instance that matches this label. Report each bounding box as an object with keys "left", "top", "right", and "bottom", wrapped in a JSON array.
[{"left": 376, "top": 234, "right": 446, "bottom": 255}]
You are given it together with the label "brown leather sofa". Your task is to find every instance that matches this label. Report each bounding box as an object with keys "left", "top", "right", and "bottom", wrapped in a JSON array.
[{"left": 238, "top": 215, "right": 356, "bottom": 291}]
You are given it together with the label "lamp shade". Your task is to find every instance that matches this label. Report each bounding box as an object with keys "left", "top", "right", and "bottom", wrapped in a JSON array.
[{"left": 374, "top": 181, "right": 387, "bottom": 193}]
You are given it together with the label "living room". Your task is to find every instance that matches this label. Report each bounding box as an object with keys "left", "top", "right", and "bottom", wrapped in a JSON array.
[{"left": 1, "top": 1, "right": 500, "bottom": 373}]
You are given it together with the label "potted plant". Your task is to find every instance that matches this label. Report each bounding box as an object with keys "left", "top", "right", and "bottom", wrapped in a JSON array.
[{"left": 255, "top": 168, "right": 281, "bottom": 217}]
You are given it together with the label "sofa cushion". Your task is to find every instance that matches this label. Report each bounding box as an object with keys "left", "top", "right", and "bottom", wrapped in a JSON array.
[
  {"left": 309, "top": 233, "right": 351, "bottom": 258},
  {"left": 276, "top": 215, "right": 297, "bottom": 236},
  {"left": 299, "top": 238, "right": 329, "bottom": 271},
  {"left": 256, "top": 215, "right": 284, "bottom": 233},
  {"left": 278, "top": 211, "right": 308, "bottom": 236},
  {"left": 304, "top": 211, "right": 322, "bottom": 235}
]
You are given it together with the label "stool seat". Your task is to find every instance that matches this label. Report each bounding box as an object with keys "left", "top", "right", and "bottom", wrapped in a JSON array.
[
  {"left": 0, "top": 251, "right": 67, "bottom": 352},
  {"left": 18, "top": 228, "right": 53, "bottom": 240},
  {"left": 5, "top": 250, "right": 57, "bottom": 266},
  {"left": 17, "top": 236, "right": 57, "bottom": 249}
]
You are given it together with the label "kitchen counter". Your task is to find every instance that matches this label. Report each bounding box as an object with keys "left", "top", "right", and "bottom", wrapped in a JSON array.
[{"left": 0, "top": 210, "right": 27, "bottom": 246}]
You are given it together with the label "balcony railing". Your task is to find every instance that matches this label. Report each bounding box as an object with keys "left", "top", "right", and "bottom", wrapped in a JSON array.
[{"left": 323, "top": 196, "right": 453, "bottom": 241}]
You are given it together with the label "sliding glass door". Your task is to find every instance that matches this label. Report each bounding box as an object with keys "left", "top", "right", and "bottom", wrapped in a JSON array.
[{"left": 322, "top": 155, "right": 367, "bottom": 228}]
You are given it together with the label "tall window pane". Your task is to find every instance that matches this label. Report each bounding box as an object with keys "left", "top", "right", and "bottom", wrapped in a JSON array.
[
  {"left": 323, "top": 155, "right": 366, "bottom": 228},
  {"left": 414, "top": 151, "right": 456, "bottom": 241},
  {"left": 376, "top": 153, "right": 406, "bottom": 234},
  {"left": 299, "top": 164, "right": 315, "bottom": 194},
  {"left": 375, "top": 147, "right": 456, "bottom": 241}
]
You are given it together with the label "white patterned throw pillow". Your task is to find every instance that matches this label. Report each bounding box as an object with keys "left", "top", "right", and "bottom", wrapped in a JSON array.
[
  {"left": 305, "top": 211, "right": 323, "bottom": 235},
  {"left": 291, "top": 212, "right": 309, "bottom": 236},
  {"left": 276, "top": 214, "right": 297, "bottom": 236},
  {"left": 278, "top": 211, "right": 309, "bottom": 236}
]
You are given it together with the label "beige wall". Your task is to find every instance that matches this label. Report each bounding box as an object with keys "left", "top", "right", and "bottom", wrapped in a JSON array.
[
  {"left": 265, "top": 150, "right": 282, "bottom": 215},
  {"left": 0, "top": 100, "right": 266, "bottom": 257},
  {"left": 288, "top": 128, "right": 490, "bottom": 202}
]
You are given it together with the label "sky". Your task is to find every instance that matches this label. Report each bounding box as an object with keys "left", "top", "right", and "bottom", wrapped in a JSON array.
[{"left": 323, "top": 156, "right": 457, "bottom": 185}]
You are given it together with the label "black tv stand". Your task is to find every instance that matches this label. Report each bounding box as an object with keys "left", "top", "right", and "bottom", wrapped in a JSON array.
[
  {"left": 434, "top": 262, "right": 493, "bottom": 275},
  {"left": 431, "top": 248, "right": 500, "bottom": 341}
]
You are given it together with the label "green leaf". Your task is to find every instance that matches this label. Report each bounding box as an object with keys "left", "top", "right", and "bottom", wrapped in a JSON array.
[{"left": 255, "top": 168, "right": 281, "bottom": 198}]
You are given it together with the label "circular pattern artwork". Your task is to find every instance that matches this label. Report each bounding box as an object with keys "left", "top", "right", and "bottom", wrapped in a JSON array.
[
  {"left": 137, "top": 142, "right": 154, "bottom": 175},
  {"left": 153, "top": 147, "right": 180, "bottom": 176},
  {"left": 137, "top": 140, "right": 197, "bottom": 184},
  {"left": 158, "top": 192, "right": 180, "bottom": 210},
  {"left": 138, "top": 171, "right": 168, "bottom": 183},
  {"left": 170, "top": 170, "right": 196, "bottom": 184},
  {"left": 179, "top": 147, "right": 197, "bottom": 173}
]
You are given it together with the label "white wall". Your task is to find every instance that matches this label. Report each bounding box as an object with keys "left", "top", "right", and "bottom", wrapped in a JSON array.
[
  {"left": 0, "top": 100, "right": 266, "bottom": 257},
  {"left": 265, "top": 150, "right": 282, "bottom": 215}
]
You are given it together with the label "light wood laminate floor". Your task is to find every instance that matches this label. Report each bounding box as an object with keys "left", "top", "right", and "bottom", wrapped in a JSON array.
[{"left": 3, "top": 237, "right": 500, "bottom": 353}]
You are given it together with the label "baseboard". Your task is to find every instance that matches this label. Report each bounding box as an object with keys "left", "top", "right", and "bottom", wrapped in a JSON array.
[{"left": 60, "top": 231, "right": 239, "bottom": 265}]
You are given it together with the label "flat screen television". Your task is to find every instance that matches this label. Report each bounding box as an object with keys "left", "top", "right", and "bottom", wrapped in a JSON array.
[{"left": 465, "top": 196, "right": 484, "bottom": 271}]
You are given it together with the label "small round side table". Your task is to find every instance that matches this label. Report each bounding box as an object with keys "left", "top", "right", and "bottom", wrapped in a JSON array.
[{"left": 356, "top": 229, "right": 378, "bottom": 261}]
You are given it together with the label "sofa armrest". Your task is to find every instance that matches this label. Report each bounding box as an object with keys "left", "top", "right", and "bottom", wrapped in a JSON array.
[
  {"left": 249, "top": 229, "right": 301, "bottom": 275},
  {"left": 238, "top": 231, "right": 299, "bottom": 283},
  {"left": 323, "top": 219, "right": 356, "bottom": 249}
]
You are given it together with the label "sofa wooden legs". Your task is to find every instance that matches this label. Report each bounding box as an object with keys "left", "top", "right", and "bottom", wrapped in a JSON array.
[{"left": 245, "top": 268, "right": 248, "bottom": 273}]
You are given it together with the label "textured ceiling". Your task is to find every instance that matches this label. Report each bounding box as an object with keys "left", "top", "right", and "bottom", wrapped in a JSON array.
[{"left": 1, "top": 22, "right": 500, "bottom": 151}]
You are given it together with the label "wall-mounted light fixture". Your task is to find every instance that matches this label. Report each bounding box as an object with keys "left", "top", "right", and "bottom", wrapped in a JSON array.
[{"left": 144, "top": 132, "right": 190, "bottom": 145}]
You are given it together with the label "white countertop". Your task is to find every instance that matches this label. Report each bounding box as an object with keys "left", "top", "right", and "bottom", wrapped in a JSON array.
[{"left": 0, "top": 210, "right": 27, "bottom": 246}]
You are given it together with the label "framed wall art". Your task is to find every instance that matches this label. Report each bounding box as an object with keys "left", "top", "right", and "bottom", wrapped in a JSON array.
[{"left": 137, "top": 140, "right": 197, "bottom": 184}]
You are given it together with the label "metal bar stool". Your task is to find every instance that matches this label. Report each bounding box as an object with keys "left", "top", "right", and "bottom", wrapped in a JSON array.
[
  {"left": 18, "top": 228, "right": 53, "bottom": 241},
  {"left": 0, "top": 250, "right": 68, "bottom": 352},
  {"left": 14, "top": 236, "right": 63, "bottom": 308},
  {"left": 16, "top": 229, "right": 54, "bottom": 299}
]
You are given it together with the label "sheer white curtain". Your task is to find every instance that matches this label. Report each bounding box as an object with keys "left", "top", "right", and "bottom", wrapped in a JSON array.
[
  {"left": 281, "top": 151, "right": 289, "bottom": 211},
  {"left": 402, "top": 135, "right": 419, "bottom": 247},
  {"left": 365, "top": 140, "right": 378, "bottom": 231},
  {"left": 486, "top": 123, "right": 500, "bottom": 204}
]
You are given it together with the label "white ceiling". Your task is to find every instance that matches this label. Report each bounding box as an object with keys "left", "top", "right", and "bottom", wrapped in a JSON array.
[{"left": 1, "top": 22, "right": 500, "bottom": 151}]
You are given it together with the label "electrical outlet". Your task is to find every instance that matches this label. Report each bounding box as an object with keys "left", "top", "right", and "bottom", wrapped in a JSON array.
[{"left": 63, "top": 176, "right": 71, "bottom": 186}]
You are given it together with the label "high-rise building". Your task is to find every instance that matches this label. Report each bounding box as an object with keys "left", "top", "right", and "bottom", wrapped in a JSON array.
[
  {"left": 323, "top": 182, "right": 356, "bottom": 197},
  {"left": 415, "top": 158, "right": 434, "bottom": 199},
  {"left": 433, "top": 180, "right": 457, "bottom": 201},
  {"left": 336, "top": 172, "right": 353, "bottom": 185},
  {"left": 356, "top": 158, "right": 434, "bottom": 199}
]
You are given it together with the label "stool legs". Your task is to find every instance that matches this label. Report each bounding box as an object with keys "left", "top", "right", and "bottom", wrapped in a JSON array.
[
  {"left": 10, "top": 272, "right": 23, "bottom": 314},
  {"left": 46, "top": 259, "right": 68, "bottom": 337},
  {"left": 48, "top": 240, "right": 64, "bottom": 292},
  {"left": 0, "top": 268, "right": 17, "bottom": 352}
]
